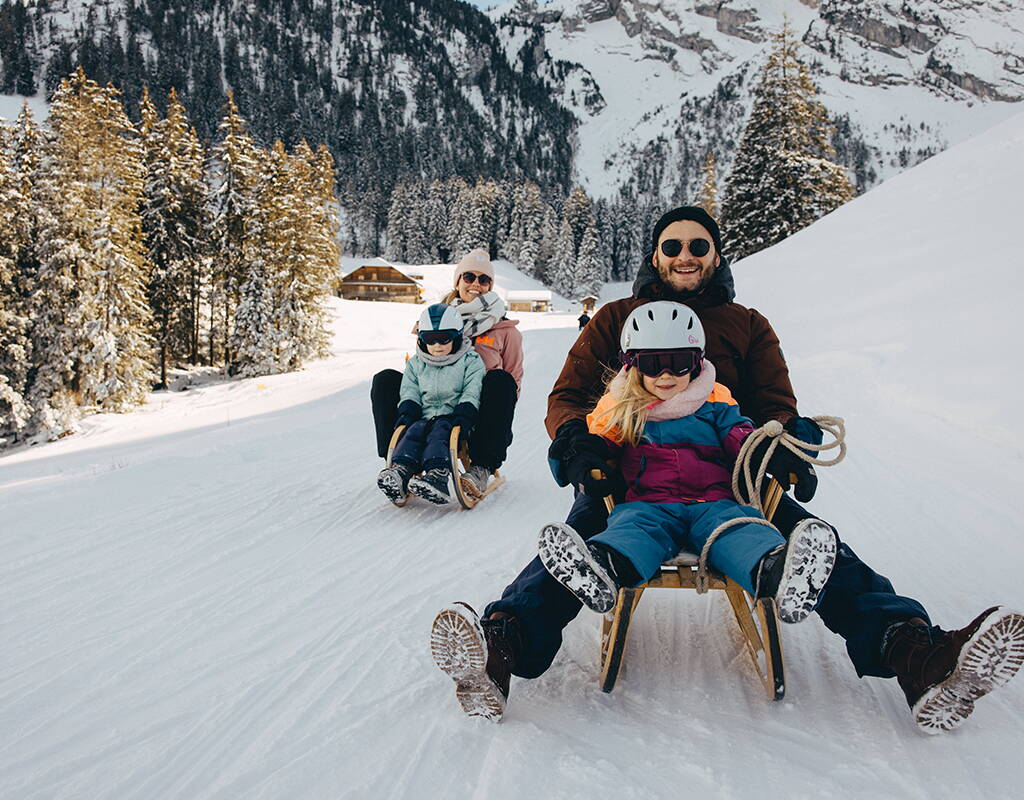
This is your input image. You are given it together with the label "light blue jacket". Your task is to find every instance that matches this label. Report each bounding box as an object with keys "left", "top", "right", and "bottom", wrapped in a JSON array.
[{"left": 399, "top": 348, "right": 485, "bottom": 418}]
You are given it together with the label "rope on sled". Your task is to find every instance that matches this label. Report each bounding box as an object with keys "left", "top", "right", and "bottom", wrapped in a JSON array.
[{"left": 693, "top": 416, "right": 847, "bottom": 594}]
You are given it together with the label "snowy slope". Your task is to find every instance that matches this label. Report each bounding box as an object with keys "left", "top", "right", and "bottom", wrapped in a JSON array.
[{"left": 3, "top": 116, "right": 1024, "bottom": 797}]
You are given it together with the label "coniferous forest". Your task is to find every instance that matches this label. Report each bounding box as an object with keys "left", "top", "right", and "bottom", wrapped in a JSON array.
[{"left": 0, "top": 69, "right": 340, "bottom": 445}]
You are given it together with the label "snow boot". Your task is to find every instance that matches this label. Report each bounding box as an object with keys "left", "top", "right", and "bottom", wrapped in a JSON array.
[
  {"left": 882, "top": 606, "right": 1024, "bottom": 734},
  {"left": 377, "top": 463, "right": 414, "bottom": 505},
  {"left": 430, "top": 603, "right": 521, "bottom": 722},
  {"left": 460, "top": 465, "right": 491, "bottom": 499},
  {"left": 537, "top": 523, "right": 623, "bottom": 614},
  {"left": 408, "top": 467, "right": 453, "bottom": 505},
  {"left": 754, "top": 518, "right": 837, "bottom": 624}
]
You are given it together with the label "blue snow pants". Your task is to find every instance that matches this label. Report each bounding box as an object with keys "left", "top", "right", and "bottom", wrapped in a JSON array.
[
  {"left": 591, "top": 500, "right": 782, "bottom": 595},
  {"left": 390, "top": 417, "right": 452, "bottom": 471},
  {"left": 485, "top": 491, "right": 930, "bottom": 680}
]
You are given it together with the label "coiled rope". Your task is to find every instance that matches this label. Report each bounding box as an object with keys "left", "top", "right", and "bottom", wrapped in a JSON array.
[{"left": 693, "top": 416, "right": 847, "bottom": 593}]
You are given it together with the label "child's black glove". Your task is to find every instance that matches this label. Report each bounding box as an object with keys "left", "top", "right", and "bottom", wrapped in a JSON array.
[
  {"left": 549, "top": 419, "right": 614, "bottom": 497},
  {"left": 450, "top": 402, "right": 478, "bottom": 432},
  {"left": 395, "top": 400, "right": 422, "bottom": 429}
]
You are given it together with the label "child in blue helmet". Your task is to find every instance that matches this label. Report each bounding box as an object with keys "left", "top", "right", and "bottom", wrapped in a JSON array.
[{"left": 378, "top": 303, "right": 486, "bottom": 505}]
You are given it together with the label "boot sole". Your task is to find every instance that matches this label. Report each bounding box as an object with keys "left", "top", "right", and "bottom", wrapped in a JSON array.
[
  {"left": 537, "top": 523, "right": 618, "bottom": 614},
  {"left": 377, "top": 470, "right": 408, "bottom": 506},
  {"left": 408, "top": 476, "right": 452, "bottom": 505},
  {"left": 430, "top": 603, "right": 506, "bottom": 722},
  {"left": 459, "top": 474, "right": 487, "bottom": 500},
  {"left": 913, "top": 607, "right": 1024, "bottom": 734},
  {"left": 776, "top": 519, "right": 837, "bottom": 624}
]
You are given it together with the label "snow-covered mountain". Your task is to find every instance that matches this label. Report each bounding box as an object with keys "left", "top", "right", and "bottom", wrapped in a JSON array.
[
  {"left": 2, "top": 0, "right": 1021, "bottom": 206},
  {"left": 492, "top": 0, "right": 1024, "bottom": 197},
  {"left": 2, "top": 111, "right": 1023, "bottom": 797}
]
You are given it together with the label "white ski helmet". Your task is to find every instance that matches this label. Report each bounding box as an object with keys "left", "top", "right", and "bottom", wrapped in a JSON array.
[{"left": 620, "top": 301, "right": 705, "bottom": 353}]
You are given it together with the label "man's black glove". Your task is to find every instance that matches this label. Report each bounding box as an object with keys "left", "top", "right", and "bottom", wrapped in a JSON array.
[
  {"left": 766, "top": 446, "right": 818, "bottom": 503},
  {"left": 549, "top": 419, "right": 614, "bottom": 497},
  {"left": 451, "top": 402, "right": 478, "bottom": 432},
  {"left": 395, "top": 399, "right": 422, "bottom": 429},
  {"left": 755, "top": 417, "right": 822, "bottom": 502}
]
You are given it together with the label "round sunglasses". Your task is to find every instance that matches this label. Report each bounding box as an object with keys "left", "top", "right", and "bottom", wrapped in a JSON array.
[
  {"left": 660, "top": 238, "right": 712, "bottom": 258},
  {"left": 460, "top": 271, "right": 492, "bottom": 286}
]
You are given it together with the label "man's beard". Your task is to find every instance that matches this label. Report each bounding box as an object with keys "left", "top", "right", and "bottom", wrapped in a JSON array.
[{"left": 658, "top": 261, "right": 715, "bottom": 297}]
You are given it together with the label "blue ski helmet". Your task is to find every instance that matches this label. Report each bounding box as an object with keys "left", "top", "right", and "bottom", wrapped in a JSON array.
[{"left": 417, "top": 303, "right": 464, "bottom": 352}]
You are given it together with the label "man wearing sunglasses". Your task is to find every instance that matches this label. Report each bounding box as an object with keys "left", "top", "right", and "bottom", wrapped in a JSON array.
[{"left": 432, "top": 206, "right": 1022, "bottom": 733}]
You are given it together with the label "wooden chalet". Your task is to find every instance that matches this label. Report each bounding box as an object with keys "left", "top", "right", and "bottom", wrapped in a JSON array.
[
  {"left": 507, "top": 290, "right": 553, "bottom": 313},
  {"left": 339, "top": 258, "right": 423, "bottom": 303}
]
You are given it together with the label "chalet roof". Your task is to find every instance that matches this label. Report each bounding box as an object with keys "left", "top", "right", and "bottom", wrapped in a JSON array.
[{"left": 507, "top": 289, "right": 553, "bottom": 301}]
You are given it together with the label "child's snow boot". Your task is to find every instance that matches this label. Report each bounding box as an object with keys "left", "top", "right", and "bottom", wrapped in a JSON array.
[
  {"left": 537, "top": 523, "right": 626, "bottom": 614},
  {"left": 377, "top": 463, "right": 414, "bottom": 505},
  {"left": 430, "top": 603, "right": 522, "bottom": 722},
  {"left": 882, "top": 606, "right": 1024, "bottom": 734},
  {"left": 460, "top": 465, "right": 491, "bottom": 498},
  {"left": 754, "top": 518, "right": 837, "bottom": 623},
  {"left": 409, "top": 467, "right": 453, "bottom": 505}
]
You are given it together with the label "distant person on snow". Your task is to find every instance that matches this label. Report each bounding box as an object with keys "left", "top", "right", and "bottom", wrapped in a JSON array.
[
  {"left": 429, "top": 205, "right": 1024, "bottom": 733},
  {"left": 537, "top": 301, "right": 837, "bottom": 645},
  {"left": 577, "top": 310, "right": 591, "bottom": 330},
  {"left": 376, "top": 304, "right": 484, "bottom": 506},
  {"left": 371, "top": 249, "right": 523, "bottom": 500}
]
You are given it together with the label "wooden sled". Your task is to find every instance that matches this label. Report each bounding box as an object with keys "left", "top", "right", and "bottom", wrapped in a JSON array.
[
  {"left": 597, "top": 475, "right": 787, "bottom": 701},
  {"left": 385, "top": 424, "right": 504, "bottom": 509}
]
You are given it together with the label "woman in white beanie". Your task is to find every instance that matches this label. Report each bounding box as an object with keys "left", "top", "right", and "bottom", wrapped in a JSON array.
[{"left": 371, "top": 248, "right": 524, "bottom": 499}]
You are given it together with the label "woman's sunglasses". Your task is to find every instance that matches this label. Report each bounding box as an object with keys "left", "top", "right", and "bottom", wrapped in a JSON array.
[
  {"left": 622, "top": 348, "right": 701, "bottom": 378},
  {"left": 660, "top": 238, "right": 712, "bottom": 258},
  {"left": 461, "top": 271, "right": 492, "bottom": 286},
  {"left": 419, "top": 330, "right": 458, "bottom": 345}
]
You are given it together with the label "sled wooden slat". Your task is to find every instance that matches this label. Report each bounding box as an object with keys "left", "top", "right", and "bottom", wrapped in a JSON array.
[
  {"left": 385, "top": 426, "right": 409, "bottom": 507},
  {"left": 594, "top": 470, "right": 787, "bottom": 701},
  {"left": 449, "top": 426, "right": 503, "bottom": 510}
]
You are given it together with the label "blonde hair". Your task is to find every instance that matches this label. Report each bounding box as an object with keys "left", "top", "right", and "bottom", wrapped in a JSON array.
[
  {"left": 591, "top": 367, "right": 659, "bottom": 447},
  {"left": 441, "top": 289, "right": 459, "bottom": 304}
]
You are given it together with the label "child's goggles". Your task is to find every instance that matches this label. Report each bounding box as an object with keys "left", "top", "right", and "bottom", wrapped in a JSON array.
[
  {"left": 419, "top": 329, "right": 459, "bottom": 345},
  {"left": 622, "top": 348, "right": 702, "bottom": 378}
]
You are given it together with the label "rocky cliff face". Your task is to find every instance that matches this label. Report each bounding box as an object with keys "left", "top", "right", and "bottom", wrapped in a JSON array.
[{"left": 493, "top": 0, "right": 1023, "bottom": 200}]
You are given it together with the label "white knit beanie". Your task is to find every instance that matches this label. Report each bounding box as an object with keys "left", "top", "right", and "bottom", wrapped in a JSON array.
[{"left": 453, "top": 248, "right": 495, "bottom": 287}]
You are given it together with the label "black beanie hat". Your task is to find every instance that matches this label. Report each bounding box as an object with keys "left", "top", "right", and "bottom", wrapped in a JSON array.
[{"left": 650, "top": 206, "right": 723, "bottom": 257}]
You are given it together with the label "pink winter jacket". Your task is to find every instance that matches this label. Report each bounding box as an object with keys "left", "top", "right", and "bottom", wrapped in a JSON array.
[{"left": 472, "top": 319, "right": 524, "bottom": 393}]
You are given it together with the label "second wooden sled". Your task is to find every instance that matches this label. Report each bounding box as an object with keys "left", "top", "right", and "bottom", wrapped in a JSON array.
[
  {"left": 385, "top": 424, "right": 505, "bottom": 509},
  {"left": 597, "top": 475, "right": 787, "bottom": 700}
]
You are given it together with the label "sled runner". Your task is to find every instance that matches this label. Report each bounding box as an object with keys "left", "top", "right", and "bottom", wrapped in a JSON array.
[
  {"left": 385, "top": 425, "right": 504, "bottom": 509},
  {"left": 595, "top": 471, "right": 787, "bottom": 700}
]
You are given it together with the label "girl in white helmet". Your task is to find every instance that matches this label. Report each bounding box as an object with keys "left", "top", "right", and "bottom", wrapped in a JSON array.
[
  {"left": 537, "top": 300, "right": 838, "bottom": 623},
  {"left": 377, "top": 303, "right": 485, "bottom": 505}
]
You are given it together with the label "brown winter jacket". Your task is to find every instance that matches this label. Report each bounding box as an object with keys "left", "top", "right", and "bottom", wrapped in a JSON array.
[{"left": 545, "top": 258, "right": 799, "bottom": 439}]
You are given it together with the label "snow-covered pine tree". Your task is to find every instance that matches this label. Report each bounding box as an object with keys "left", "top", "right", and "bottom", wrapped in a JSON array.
[
  {"left": 404, "top": 184, "right": 432, "bottom": 265},
  {"left": 453, "top": 183, "right": 488, "bottom": 260},
  {"left": 720, "top": 23, "right": 855, "bottom": 261},
  {"left": 210, "top": 93, "right": 262, "bottom": 365},
  {"left": 501, "top": 180, "right": 525, "bottom": 264},
  {"left": 35, "top": 68, "right": 154, "bottom": 417},
  {"left": 423, "top": 179, "right": 449, "bottom": 263},
  {"left": 562, "top": 186, "right": 594, "bottom": 257},
  {"left": 0, "top": 124, "right": 32, "bottom": 442},
  {"left": 516, "top": 181, "right": 545, "bottom": 278},
  {"left": 535, "top": 202, "right": 559, "bottom": 283},
  {"left": 699, "top": 151, "right": 719, "bottom": 219},
  {"left": 139, "top": 87, "right": 208, "bottom": 387},
  {"left": 548, "top": 217, "right": 576, "bottom": 297},
  {"left": 384, "top": 182, "right": 411, "bottom": 263},
  {"left": 575, "top": 222, "right": 604, "bottom": 299}
]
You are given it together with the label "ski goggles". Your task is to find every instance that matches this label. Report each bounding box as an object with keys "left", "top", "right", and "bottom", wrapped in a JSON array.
[
  {"left": 419, "top": 330, "right": 459, "bottom": 345},
  {"left": 622, "top": 348, "right": 702, "bottom": 378},
  {"left": 660, "top": 237, "right": 712, "bottom": 258},
  {"left": 460, "top": 271, "right": 492, "bottom": 286}
]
